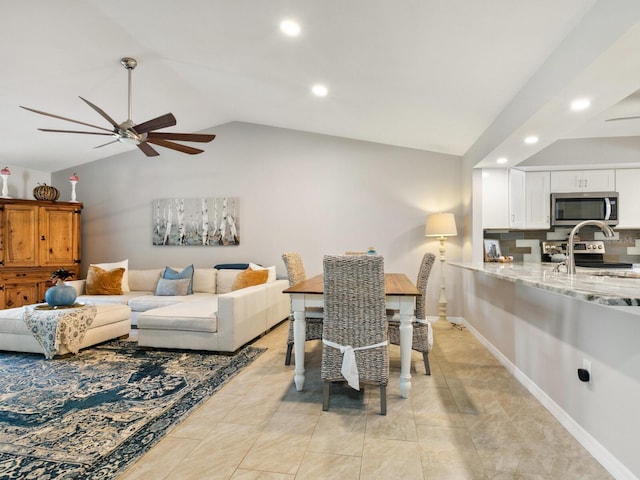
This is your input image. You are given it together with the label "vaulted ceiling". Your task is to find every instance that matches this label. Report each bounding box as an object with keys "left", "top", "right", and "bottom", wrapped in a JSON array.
[{"left": 2, "top": 1, "right": 640, "bottom": 172}]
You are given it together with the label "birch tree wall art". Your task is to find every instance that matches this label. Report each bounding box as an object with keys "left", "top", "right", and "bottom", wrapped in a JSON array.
[{"left": 152, "top": 197, "right": 240, "bottom": 246}]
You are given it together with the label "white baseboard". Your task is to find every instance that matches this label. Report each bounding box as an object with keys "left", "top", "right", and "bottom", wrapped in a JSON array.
[
  {"left": 428, "top": 315, "right": 464, "bottom": 325},
  {"left": 461, "top": 319, "right": 638, "bottom": 480}
]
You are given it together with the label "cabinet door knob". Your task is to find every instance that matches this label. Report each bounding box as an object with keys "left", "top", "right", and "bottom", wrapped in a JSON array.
[{"left": 41, "top": 235, "right": 45, "bottom": 241}]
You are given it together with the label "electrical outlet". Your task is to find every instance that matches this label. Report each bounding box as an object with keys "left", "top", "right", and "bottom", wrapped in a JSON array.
[{"left": 582, "top": 358, "right": 592, "bottom": 383}]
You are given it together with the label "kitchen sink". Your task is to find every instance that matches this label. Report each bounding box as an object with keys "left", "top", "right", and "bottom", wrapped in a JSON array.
[{"left": 587, "top": 270, "right": 640, "bottom": 279}]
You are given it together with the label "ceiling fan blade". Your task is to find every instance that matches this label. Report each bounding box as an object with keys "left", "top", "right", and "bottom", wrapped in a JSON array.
[
  {"left": 146, "top": 137, "right": 204, "bottom": 155},
  {"left": 132, "top": 113, "right": 177, "bottom": 134},
  {"left": 20, "top": 105, "right": 114, "bottom": 133},
  {"left": 79, "top": 96, "right": 120, "bottom": 128},
  {"left": 94, "top": 140, "right": 119, "bottom": 149},
  {"left": 147, "top": 132, "right": 216, "bottom": 143},
  {"left": 38, "top": 128, "right": 113, "bottom": 136},
  {"left": 137, "top": 142, "right": 160, "bottom": 157},
  {"left": 605, "top": 115, "right": 640, "bottom": 122}
]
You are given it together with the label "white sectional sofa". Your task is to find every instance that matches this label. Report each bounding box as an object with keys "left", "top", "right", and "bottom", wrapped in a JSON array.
[{"left": 71, "top": 266, "right": 290, "bottom": 353}]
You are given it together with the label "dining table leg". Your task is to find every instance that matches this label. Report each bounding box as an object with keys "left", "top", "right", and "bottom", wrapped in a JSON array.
[
  {"left": 398, "top": 299, "right": 414, "bottom": 399},
  {"left": 292, "top": 298, "right": 307, "bottom": 391}
]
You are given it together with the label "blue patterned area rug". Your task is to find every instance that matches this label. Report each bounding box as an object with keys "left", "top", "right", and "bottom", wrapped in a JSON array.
[{"left": 0, "top": 340, "right": 265, "bottom": 479}]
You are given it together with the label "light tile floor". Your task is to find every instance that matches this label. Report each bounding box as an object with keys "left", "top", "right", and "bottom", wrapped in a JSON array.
[{"left": 119, "top": 321, "right": 612, "bottom": 479}]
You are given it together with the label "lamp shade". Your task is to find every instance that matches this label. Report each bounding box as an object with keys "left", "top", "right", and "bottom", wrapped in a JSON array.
[{"left": 425, "top": 212, "right": 457, "bottom": 237}]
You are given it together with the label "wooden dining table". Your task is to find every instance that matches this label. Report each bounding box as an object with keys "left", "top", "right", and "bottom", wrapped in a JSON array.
[{"left": 283, "top": 273, "right": 420, "bottom": 399}]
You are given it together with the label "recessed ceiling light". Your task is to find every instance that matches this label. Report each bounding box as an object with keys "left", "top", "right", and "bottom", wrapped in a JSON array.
[
  {"left": 570, "top": 98, "right": 591, "bottom": 111},
  {"left": 312, "top": 84, "right": 328, "bottom": 97},
  {"left": 280, "top": 19, "right": 301, "bottom": 37},
  {"left": 524, "top": 136, "right": 539, "bottom": 145},
  {"left": 496, "top": 157, "right": 507, "bottom": 164}
]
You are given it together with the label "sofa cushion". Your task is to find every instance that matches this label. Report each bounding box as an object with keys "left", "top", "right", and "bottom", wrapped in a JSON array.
[
  {"left": 91, "top": 259, "right": 130, "bottom": 292},
  {"left": 193, "top": 269, "right": 216, "bottom": 294},
  {"left": 232, "top": 268, "right": 268, "bottom": 291},
  {"left": 77, "top": 292, "right": 145, "bottom": 305},
  {"left": 128, "top": 293, "right": 215, "bottom": 312},
  {"left": 0, "top": 307, "right": 27, "bottom": 335},
  {"left": 163, "top": 265, "right": 194, "bottom": 294},
  {"left": 216, "top": 269, "right": 242, "bottom": 294},
  {"left": 155, "top": 277, "right": 191, "bottom": 296},
  {"left": 128, "top": 269, "right": 162, "bottom": 292},
  {"left": 86, "top": 266, "right": 125, "bottom": 295},
  {"left": 138, "top": 301, "right": 219, "bottom": 333}
]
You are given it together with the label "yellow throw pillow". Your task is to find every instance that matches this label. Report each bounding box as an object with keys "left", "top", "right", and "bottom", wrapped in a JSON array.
[
  {"left": 231, "top": 268, "right": 268, "bottom": 291},
  {"left": 86, "top": 266, "right": 125, "bottom": 295}
]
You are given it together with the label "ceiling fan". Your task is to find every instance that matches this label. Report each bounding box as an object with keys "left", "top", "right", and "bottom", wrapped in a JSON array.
[
  {"left": 20, "top": 57, "right": 215, "bottom": 157},
  {"left": 605, "top": 115, "right": 640, "bottom": 122}
]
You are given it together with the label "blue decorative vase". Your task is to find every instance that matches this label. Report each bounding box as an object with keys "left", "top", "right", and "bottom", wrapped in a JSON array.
[{"left": 45, "top": 282, "right": 77, "bottom": 307}]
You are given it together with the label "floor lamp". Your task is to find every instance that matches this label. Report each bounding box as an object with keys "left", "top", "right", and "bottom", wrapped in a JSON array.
[{"left": 425, "top": 213, "right": 457, "bottom": 323}]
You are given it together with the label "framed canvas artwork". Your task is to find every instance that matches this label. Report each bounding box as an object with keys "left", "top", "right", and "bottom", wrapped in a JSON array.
[{"left": 152, "top": 197, "right": 239, "bottom": 246}]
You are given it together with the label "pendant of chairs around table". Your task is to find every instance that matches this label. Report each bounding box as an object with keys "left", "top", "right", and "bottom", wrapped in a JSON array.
[{"left": 282, "top": 252, "right": 435, "bottom": 415}]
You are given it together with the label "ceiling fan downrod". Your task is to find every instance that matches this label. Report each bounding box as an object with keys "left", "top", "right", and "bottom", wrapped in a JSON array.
[{"left": 120, "top": 57, "right": 137, "bottom": 124}]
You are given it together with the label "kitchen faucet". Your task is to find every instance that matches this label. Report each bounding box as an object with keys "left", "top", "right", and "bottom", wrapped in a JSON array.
[{"left": 566, "top": 220, "right": 615, "bottom": 274}]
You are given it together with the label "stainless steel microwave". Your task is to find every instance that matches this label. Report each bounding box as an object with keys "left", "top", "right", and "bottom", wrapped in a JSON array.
[{"left": 551, "top": 191, "right": 618, "bottom": 226}]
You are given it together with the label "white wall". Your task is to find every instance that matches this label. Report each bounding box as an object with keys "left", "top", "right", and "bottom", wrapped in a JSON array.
[
  {"left": 0, "top": 166, "right": 51, "bottom": 200},
  {"left": 51, "top": 122, "right": 464, "bottom": 317}
]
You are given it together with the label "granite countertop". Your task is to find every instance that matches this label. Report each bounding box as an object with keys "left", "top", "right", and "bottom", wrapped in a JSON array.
[{"left": 450, "top": 261, "right": 640, "bottom": 307}]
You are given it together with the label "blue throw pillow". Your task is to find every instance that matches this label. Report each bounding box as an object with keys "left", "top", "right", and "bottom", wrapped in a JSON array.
[
  {"left": 162, "top": 265, "right": 194, "bottom": 294},
  {"left": 214, "top": 263, "right": 250, "bottom": 270}
]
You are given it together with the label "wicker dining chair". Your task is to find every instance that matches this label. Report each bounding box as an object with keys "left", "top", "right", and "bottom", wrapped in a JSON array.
[
  {"left": 321, "top": 254, "right": 388, "bottom": 415},
  {"left": 387, "top": 252, "right": 436, "bottom": 375},
  {"left": 282, "top": 252, "right": 324, "bottom": 366}
]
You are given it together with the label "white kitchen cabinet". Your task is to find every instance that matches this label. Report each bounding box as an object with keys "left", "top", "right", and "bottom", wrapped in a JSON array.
[
  {"left": 509, "top": 169, "right": 525, "bottom": 229},
  {"left": 482, "top": 169, "right": 549, "bottom": 230},
  {"left": 614, "top": 168, "right": 640, "bottom": 228},
  {"left": 525, "top": 171, "right": 550, "bottom": 229},
  {"left": 482, "top": 169, "right": 509, "bottom": 229},
  {"left": 550, "top": 170, "right": 614, "bottom": 193}
]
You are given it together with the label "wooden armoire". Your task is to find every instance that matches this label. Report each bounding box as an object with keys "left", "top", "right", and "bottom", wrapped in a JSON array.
[{"left": 0, "top": 199, "right": 82, "bottom": 308}]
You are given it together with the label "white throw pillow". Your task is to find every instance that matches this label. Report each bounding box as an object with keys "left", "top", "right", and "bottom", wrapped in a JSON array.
[
  {"left": 91, "top": 259, "right": 129, "bottom": 292},
  {"left": 216, "top": 269, "right": 242, "bottom": 294},
  {"left": 249, "top": 263, "right": 276, "bottom": 283}
]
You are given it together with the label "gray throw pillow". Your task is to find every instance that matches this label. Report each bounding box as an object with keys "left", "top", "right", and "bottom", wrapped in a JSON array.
[
  {"left": 162, "top": 265, "right": 195, "bottom": 294},
  {"left": 155, "top": 277, "right": 191, "bottom": 296}
]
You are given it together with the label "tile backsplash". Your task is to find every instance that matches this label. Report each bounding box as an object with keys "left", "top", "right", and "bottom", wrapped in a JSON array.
[{"left": 484, "top": 228, "right": 640, "bottom": 264}]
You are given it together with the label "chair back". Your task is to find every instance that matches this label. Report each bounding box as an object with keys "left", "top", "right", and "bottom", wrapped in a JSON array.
[
  {"left": 415, "top": 253, "right": 436, "bottom": 320},
  {"left": 321, "top": 254, "right": 388, "bottom": 385},
  {"left": 282, "top": 252, "right": 307, "bottom": 286}
]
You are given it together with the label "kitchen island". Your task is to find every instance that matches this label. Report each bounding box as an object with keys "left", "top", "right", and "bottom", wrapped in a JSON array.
[
  {"left": 455, "top": 261, "right": 640, "bottom": 306},
  {"left": 452, "top": 261, "right": 640, "bottom": 480}
]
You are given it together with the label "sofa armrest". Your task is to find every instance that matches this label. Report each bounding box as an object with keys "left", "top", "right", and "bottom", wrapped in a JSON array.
[
  {"left": 66, "top": 279, "right": 86, "bottom": 296},
  {"left": 216, "top": 284, "right": 268, "bottom": 351}
]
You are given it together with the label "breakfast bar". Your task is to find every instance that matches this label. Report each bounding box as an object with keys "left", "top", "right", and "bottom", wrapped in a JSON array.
[{"left": 452, "top": 261, "right": 640, "bottom": 479}]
